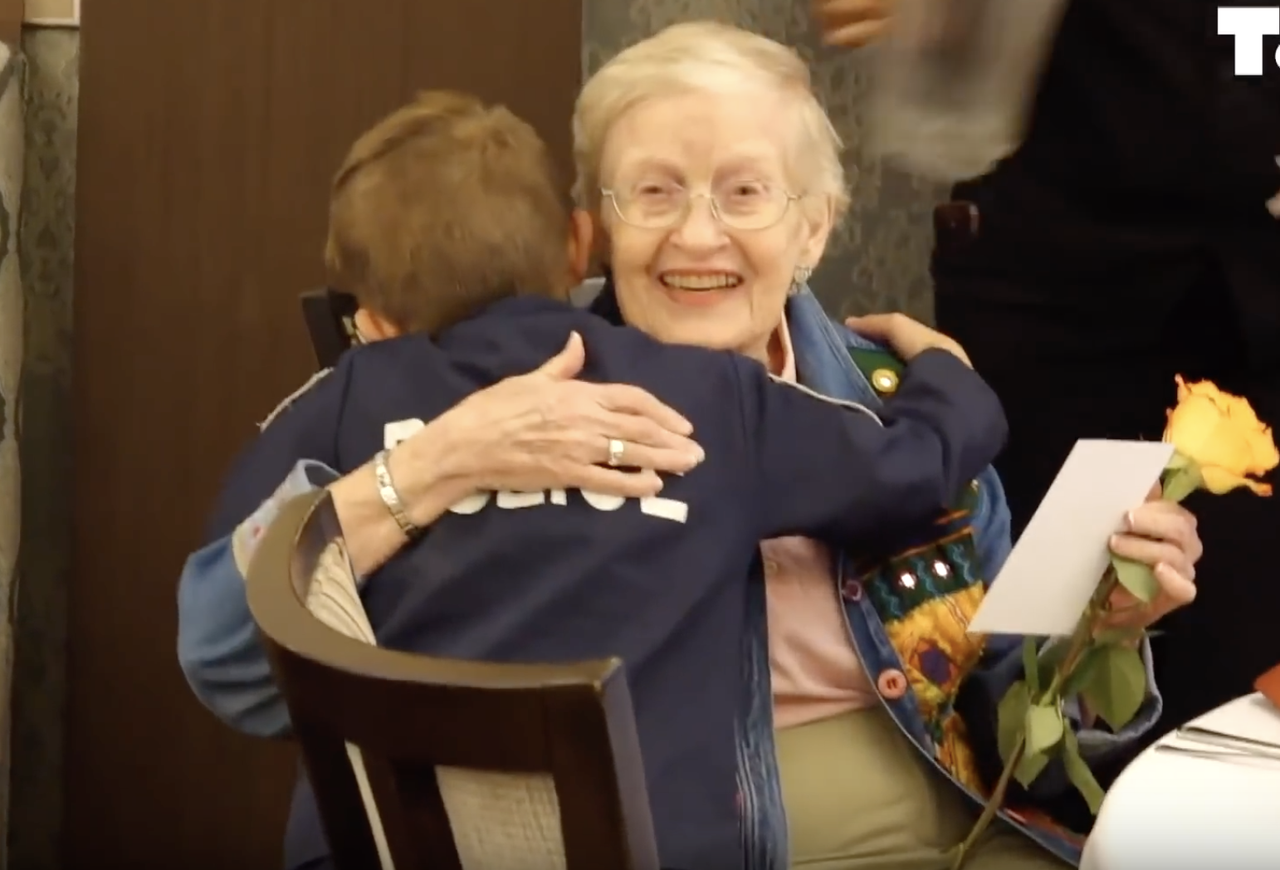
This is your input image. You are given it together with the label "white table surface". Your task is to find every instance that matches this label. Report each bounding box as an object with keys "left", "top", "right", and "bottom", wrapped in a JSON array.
[{"left": 1081, "top": 693, "right": 1280, "bottom": 870}]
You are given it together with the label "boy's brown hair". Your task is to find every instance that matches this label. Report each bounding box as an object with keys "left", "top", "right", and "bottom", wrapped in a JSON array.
[{"left": 324, "top": 90, "right": 572, "bottom": 335}]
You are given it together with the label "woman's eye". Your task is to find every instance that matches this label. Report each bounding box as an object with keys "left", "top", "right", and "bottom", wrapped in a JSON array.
[
  {"left": 730, "top": 183, "right": 767, "bottom": 198},
  {"left": 636, "top": 183, "right": 675, "bottom": 197}
]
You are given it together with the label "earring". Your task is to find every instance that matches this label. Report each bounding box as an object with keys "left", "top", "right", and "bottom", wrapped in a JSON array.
[{"left": 790, "top": 265, "right": 814, "bottom": 295}]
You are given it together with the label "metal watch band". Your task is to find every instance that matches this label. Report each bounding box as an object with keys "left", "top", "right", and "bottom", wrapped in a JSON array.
[{"left": 373, "top": 448, "right": 420, "bottom": 538}]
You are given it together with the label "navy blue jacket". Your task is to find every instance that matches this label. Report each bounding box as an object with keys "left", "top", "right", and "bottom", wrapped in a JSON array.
[{"left": 207, "top": 296, "right": 1007, "bottom": 870}]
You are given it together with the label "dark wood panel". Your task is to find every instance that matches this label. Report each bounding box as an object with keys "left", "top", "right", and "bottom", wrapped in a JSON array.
[
  {"left": 66, "top": 2, "right": 581, "bottom": 867},
  {"left": 0, "top": 0, "right": 20, "bottom": 47}
]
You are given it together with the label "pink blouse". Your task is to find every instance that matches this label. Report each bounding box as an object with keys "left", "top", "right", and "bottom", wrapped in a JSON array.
[{"left": 763, "top": 316, "right": 878, "bottom": 729}]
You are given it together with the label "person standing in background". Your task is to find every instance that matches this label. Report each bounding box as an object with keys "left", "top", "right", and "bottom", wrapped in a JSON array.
[{"left": 814, "top": 0, "right": 1278, "bottom": 741}]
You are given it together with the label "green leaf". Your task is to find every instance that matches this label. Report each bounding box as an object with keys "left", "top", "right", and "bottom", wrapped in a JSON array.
[
  {"left": 1024, "top": 703, "right": 1065, "bottom": 756},
  {"left": 1062, "top": 729, "right": 1107, "bottom": 815},
  {"left": 997, "top": 681, "right": 1031, "bottom": 765},
  {"left": 1036, "top": 639, "right": 1070, "bottom": 692},
  {"left": 1111, "top": 555, "right": 1159, "bottom": 603},
  {"left": 1079, "top": 644, "right": 1147, "bottom": 731},
  {"left": 1022, "top": 636, "right": 1041, "bottom": 698},
  {"left": 1164, "top": 451, "right": 1191, "bottom": 471},
  {"left": 1160, "top": 463, "right": 1203, "bottom": 503},
  {"left": 1062, "top": 645, "right": 1104, "bottom": 697},
  {"left": 1014, "top": 749, "right": 1051, "bottom": 789}
]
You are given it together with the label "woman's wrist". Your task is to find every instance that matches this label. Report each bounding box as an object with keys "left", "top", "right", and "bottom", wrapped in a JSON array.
[
  {"left": 387, "top": 412, "right": 479, "bottom": 527},
  {"left": 328, "top": 413, "right": 478, "bottom": 577}
]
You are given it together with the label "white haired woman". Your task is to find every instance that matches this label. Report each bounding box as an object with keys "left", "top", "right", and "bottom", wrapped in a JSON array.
[{"left": 177, "top": 22, "right": 1202, "bottom": 870}]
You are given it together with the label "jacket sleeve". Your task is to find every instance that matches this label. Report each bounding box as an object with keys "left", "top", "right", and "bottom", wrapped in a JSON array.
[
  {"left": 204, "top": 365, "right": 347, "bottom": 540},
  {"left": 176, "top": 462, "right": 338, "bottom": 738},
  {"left": 737, "top": 348, "right": 1009, "bottom": 543},
  {"left": 177, "top": 365, "right": 349, "bottom": 737}
]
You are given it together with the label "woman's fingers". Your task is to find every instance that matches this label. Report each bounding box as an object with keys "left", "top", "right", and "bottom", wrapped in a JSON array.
[
  {"left": 814, "top": 0, "right": 897, "bottom": 49},
  {"left": 1108, "top": 501, "right": 1202, "bottom": 594},
  {"left": 594, "top": 383, "right": 694, "bottom": 436},
  {"left": 594, "top": 408, "right": 703, "bottom": 463},
  {"left": 451, "top": 368, "right": 703, "bottom": 493},
  {"left": 603, "top": 441, "right": 702, "bottom": 477},
  {"left": 568, "top": 465, "right": 666, "bottom": 498},
  {"left": 1110, "top": 532, "right": 1196, "bottom": 584},
  {"left": 1153, "top": 562, "right": 1198, "bottom": 606},
  {"left": 1101, "top": 563, "right": 1197, "bottom": 631},
  {"left": 823, "top": 19, "right": 888, "bottom": 47},
  {"left": 1126, "top": 501, "right": 1203, "bottom": 567},
  {"left": 813, "top": 0, "right": 889, "bottom": 29}
]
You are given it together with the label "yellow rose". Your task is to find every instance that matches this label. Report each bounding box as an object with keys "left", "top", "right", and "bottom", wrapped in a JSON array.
[{"left": 1163, "top": 376, "right": 1279, "bottom": 495}]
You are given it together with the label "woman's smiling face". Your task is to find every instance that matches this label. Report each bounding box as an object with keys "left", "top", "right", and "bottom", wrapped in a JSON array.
[{"left": 598, "top": 85, "right": 834, "bottom": 362}]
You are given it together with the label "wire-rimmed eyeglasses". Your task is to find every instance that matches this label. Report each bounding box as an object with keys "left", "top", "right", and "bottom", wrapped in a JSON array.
[{"left": 601, "top": 183, "right": 802, "bottom": 231}]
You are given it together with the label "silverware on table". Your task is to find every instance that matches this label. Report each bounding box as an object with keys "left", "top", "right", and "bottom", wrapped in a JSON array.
[
  {"left": 1175, "top": 725, "right": 1280, "bottom": 760},
  {"left": 1153, "top": 725, "right": 1280, "bottom": 765}
]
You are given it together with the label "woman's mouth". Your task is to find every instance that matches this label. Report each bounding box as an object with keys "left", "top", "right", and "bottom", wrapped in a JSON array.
[{"left": 658, "top": 272, "right": 744, "bottom": 294}]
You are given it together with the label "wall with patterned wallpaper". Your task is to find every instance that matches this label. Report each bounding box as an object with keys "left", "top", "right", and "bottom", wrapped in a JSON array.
[
  {"left": 583, "top": 0, "right": 944, "bottom": 322},
  {"left": 0, "top": 39, "right": 23, "bottom": 870},
  {"left": 10, "top": 26, "right": 77, "bottom": 870}
]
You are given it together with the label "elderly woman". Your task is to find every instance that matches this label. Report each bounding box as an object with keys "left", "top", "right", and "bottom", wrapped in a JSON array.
[{"left": 178, "top": 22, "right": 1202, "bottom": 870}]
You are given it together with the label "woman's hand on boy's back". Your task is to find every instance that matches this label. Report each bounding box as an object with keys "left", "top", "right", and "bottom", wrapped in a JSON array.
[{"left": 403, "top": 331, "right": 706, "bottom": 500}]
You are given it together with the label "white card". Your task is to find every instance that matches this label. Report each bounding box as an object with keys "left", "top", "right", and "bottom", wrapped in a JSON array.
[{"left": 968, "top": 439, "right": 1175, "bottom": 637}]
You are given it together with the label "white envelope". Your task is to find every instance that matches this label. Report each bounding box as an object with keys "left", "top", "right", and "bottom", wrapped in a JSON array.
[{"left": 968, "top": 439, "right": 1175, "bottom": 636}]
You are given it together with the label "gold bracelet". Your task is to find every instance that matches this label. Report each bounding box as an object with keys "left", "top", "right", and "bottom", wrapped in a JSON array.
[{"left": 373, "top": 448, "right": 420, "bottom": 538}]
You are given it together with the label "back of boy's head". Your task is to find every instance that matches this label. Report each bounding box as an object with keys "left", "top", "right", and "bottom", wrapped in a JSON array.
[{"left": 324, "top": 90, "right": 572, "bottom": 336}]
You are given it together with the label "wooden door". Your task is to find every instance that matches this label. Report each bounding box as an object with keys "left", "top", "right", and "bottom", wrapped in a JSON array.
[{"left": 66, "top": 2, "right": 581, "bottom": 867}]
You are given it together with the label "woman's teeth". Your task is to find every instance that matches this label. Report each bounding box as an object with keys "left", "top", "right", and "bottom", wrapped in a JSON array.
[{"left": 660, "top": 274, "right": 743, "bottom": 290}]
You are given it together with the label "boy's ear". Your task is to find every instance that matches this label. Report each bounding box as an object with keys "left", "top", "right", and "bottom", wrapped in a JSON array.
[
  {"left": 567, "top": 208, "right": 594, "bottom": 284},
  {"left": 353, "top": 308, "right": 403, "bottom": 342}
]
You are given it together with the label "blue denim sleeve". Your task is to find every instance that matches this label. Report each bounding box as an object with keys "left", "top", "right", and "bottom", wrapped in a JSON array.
[
  {"left": 961, "top": 466, "right": 1162, "bottom": 798},
  {"left": 176, "top": 460, "right": 339, "bottom": 738}
]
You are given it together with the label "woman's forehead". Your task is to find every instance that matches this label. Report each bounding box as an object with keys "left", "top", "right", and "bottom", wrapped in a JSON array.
[{"left": 605, "top": 89, "right": 794, "bottom": 173}]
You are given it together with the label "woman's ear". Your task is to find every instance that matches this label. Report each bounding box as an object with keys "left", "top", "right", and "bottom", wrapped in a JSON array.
[
  {"left": 353, "top": 308, "right": 402, "bottom": 342},
  {"left": 566, "top": 208, "right": 594, "bottom": 283},
  {"left": 798, "top": 196, "right": 835, "bottom": 269},
  {"left": 585, "top": 207, "right": 612, "bottom": 274}
]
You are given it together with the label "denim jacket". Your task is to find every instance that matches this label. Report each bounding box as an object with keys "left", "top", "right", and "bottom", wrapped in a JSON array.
[
  {"left": 176, "top": 286, "right": 1160, "bottom": 869},
  {"left": 730, "top": 289, "right": 1161, "bottom": 870}
]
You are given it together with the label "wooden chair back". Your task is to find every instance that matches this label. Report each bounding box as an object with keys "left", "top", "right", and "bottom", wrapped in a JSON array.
[{"left": 244, "top": 490, "right": 660, "bottom": 870}]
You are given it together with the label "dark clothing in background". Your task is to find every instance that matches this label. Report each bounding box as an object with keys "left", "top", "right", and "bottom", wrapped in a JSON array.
[{"left": 933, "top": 0, "right": 1280, "bottom": 769}]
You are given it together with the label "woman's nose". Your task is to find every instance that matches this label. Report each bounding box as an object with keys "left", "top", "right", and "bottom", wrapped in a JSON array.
[{"left": 669, "top": 194, "right": 728, "bottom": 249}]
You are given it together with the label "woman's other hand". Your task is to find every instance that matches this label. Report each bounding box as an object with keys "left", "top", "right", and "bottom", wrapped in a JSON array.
[
  {"left": 845, "top": 312, "right": 973, "bottom": 367},
  {"left": 812, "top": 0, "right": 895, "bottom": 48},
  {"left": 1103, "top": 484, "right": 1203, "bottom": 631},
  {"left": 404, "top": 331, "right": 705, "bottom": 500}
]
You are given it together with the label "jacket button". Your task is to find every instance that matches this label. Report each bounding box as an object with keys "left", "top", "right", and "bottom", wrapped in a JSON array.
[
  {"left": 877, "top": 668, "right": 909, "bottom": 700},
  {"left": 841, "top": 578, "right": 863, "bottom": 601},
  {"left": 870, "top": 368, "right": 899, "bottom": 394}
]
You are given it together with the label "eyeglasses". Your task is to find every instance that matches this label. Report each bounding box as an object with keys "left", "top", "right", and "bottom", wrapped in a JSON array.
[{"left": 601, "top": 182, "right": 802, "bottom": 231}]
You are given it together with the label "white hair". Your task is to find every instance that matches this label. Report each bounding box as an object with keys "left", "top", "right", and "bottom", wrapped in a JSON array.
[{"left": 572, "top": 21, "right": 849, "bottom": 223}]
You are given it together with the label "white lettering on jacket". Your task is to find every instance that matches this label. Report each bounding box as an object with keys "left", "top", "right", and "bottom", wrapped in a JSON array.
[{"left": 384, "top": 419, "right": 688, "bottom": 523}]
